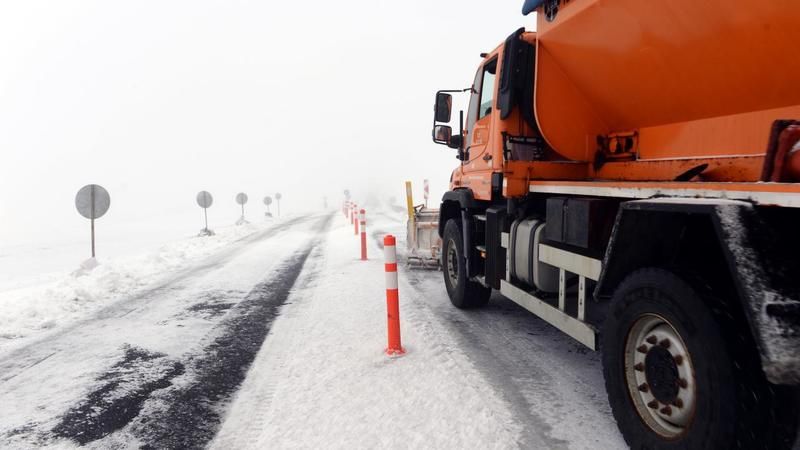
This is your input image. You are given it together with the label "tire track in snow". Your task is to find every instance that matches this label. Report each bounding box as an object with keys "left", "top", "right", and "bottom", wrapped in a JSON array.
[
  {"left": 122, "top": 213, "right": 333, "bottom": 449},
  {"left": 211, "top": 244, "right": 328, "bottom": 449},
  {"left": 403, "top": 270, "right": 624, "bottom": 449},
  {"left": 399, "top": 274, "right": 564, "bottom": 449},
  {"left": 105, "top": 214, "right": 315, "bottom": 319}
]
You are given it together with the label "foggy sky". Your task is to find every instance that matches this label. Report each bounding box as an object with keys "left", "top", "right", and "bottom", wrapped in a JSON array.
[{"left": 0, "top": 1, "right": 532, "bottom": 248}]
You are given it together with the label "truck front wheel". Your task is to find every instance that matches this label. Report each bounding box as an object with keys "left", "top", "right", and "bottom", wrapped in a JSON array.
[
  {"left": 602, "top": 268, "right": 798, "bottom": 449},
  {"left": 441, "top": 219, "right": 491, "bottom": 309}
]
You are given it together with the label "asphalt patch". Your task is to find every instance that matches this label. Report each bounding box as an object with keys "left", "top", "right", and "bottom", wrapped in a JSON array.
[
  {"left": 51, "top": 345, "right": 185, "bottom": 445},
  {"left": 187, "top": 301, "right": 236, "bottom": 317},
  {"left": 184, "top": 290, "right": 239, "bottom": 319}
]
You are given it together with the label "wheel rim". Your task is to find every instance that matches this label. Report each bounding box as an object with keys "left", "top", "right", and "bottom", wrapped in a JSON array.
[
  {"left": 446, "top": 238, "right": 459, "bottom": 288},
  {"left": 624, "top": 314, "right": 697, "bottom": 439}
]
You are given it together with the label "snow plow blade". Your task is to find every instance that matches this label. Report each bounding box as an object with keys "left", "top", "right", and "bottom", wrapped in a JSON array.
[{"left": 406, "top": 206, "right": 441, "bottom": 269}]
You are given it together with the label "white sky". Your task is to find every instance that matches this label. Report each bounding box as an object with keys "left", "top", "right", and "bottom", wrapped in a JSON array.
[{"left": 0, "top": 1, "right": 532, "bottom": 248}]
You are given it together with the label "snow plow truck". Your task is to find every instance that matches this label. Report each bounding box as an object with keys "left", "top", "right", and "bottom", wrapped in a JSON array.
[{"left": 431, "top": 0, "right": 800, "bottom": 447}]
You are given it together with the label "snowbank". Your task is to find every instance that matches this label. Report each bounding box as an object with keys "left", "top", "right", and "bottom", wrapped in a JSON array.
[{"left": 0, "top": 220, "right": 280, "bottom": 356}]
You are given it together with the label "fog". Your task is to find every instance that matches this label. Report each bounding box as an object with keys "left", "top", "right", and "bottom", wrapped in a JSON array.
[{"left": 0, "top": 1, "right": 531, "bottom": 250}]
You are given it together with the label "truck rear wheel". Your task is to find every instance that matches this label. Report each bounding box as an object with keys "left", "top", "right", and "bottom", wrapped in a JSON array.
[
  {"left": 602, "top": 268, "right": 798, "bottom": 449},
  {"left": 442, "top": 219, "right": 491, "bottom": 309}
]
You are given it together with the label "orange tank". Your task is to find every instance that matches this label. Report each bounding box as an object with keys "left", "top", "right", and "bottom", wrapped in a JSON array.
[{"left": 444, "top": 0, "right": 800, "bottom": 201}]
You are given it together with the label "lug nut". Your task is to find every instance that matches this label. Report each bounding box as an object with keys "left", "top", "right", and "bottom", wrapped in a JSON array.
[
  {"left": 673, "top": 398, "right": 684, "bottom": 408},
  {"left": 659, "top": 339, "right": 670, "bottom": 349},
  {"left": 646, "top": 336, "right": 658, "bottom": 345},
  {"left": 634, "top": 363, "right": 645, "bottom": 372},
  {"left": 660, "top": 406, "right": 673, "bottom": 416},
  {"left": 638, "top": 383, "right": 649, "bottom": 393},
  {"left": 678, "top": 378, "right": 688, "bottom": 389},
  {"left": 637, "top": 345, "right": 648, "bottom": 354},
  {"left": 674, "top": 355, "right": 684, "bottom": 365},
  {"left": 647, "top": 400, "right": 659, "bottom": 409}
]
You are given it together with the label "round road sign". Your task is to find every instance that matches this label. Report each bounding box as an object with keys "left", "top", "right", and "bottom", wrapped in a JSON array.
[
  {"left": 197, "top": 191, "right": 213, "bottom": 208},
  {"left": 75, "top": 184, "right": 111, "bottom": 220},
  {"left": 275, "top": 192, "right": 282, "bottom": 201},
  {"left": 263, "top": 196, "right": 272, "bottom": 206},
  {"left": 236, "top": 193, "right": 248, "bottom": 205}
]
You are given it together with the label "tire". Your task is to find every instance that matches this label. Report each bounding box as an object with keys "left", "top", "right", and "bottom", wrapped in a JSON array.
[
  {"left": 601, "top": 268, "right": 799, "bottom": 449},
  {"left": 441, "top": 218, "right": 491, "bottom": 309}
]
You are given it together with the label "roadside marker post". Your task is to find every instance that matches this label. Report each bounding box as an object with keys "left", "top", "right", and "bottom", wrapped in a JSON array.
[
  {"left": 354, "top": 206, "right": 360, "bottom": 236},
  {"left": 383, "top": 235, "right": 405, "bottom": 356},
  {"left": 75, "top": 184, "right": 111, "bottom": 258},
  {"left": 196, "top": 191, "right": 215, "bottom": 236},
  {"left": 351, "top": 203, "right": 356, "bottom": 225},
  {"left": 343, "top": 189, "right": 351, "bottom": 218},
  {"left": 360, "top": 209, "right": 367, "bottom": 260}
]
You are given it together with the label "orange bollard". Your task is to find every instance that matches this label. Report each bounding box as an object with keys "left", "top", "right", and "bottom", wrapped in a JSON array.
[
  {"left": 354, "top": 208, "right": 359, "bottom": 235},
  {"left": 360, "top": 209, "right": 367, "bottom": 260},
  {"left": 384, "top": 235, "right": 405, "bottom": 356}
]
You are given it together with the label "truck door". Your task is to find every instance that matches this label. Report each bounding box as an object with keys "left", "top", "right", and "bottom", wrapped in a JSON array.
[{"left": 462, "top": 57, "right": 497, "bottom": 200}]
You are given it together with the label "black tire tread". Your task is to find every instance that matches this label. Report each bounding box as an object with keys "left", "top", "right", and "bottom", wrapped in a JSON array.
[
  {"left": 601, "top": 268, "right": 798, "bottom": 450},
  {"left": 442, "top": 219, "right": 491, "bottom": 309}
]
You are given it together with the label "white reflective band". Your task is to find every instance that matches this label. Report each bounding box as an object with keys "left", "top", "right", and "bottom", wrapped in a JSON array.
[
  {"left": 385, "top": 272, "right": 398, "bottom": 290},
  {"left": 384, "top": 246, "right": 397, "bottom": 264}
]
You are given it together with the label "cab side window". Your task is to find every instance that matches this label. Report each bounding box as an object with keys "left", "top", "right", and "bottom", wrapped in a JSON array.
[
  {"left": 466, "top": 57, "right": 498, "bottom": 137},
  {"left": 466, "top": 67, "right": 483, "bottom": 136},
  {"left": 478, "top": 59, "right": 497, "bottom": 120}
]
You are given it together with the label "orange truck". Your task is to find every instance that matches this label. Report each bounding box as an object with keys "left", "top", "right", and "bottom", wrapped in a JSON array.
[{"left": 431, "top": 0, "right": 800, "bottom": 447}]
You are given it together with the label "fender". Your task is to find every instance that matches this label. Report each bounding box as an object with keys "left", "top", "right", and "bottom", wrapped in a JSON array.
[
  {"left": 596, "top": 199, "right": 800, "bottom": 384},
  {"left": 438, "top": 189, "right": 480, "bottom": 237}
]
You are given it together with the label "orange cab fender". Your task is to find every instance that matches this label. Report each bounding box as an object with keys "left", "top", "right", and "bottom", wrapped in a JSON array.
[{"left": 438, "top": 189, "right": 486, "bottom": 238}]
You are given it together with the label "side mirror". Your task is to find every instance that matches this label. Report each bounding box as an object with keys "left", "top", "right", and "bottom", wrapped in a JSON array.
[
  {"left": 433, "top": 124, "right": 452, "bottom": 145},
  {"left": 434, "top": 93, "right": 452, "bottom": 123}
]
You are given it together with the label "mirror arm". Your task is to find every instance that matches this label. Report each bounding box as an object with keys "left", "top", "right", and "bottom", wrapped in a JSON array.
[{"left": 459, "top": 110, "right": 464, "bottom": 149}]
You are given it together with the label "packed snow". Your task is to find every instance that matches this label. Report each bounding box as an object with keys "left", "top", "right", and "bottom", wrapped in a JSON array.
[{"left": 212, "top": 213, "right": 526, "bottom": 449}]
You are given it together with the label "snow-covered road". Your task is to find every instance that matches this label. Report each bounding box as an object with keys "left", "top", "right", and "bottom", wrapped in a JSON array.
[
  {"left": 17, "top": 207, "right": 794, "bottom": 448},
  {"left": 0, "top": 214, "right": 331, "bottom": 448}
]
